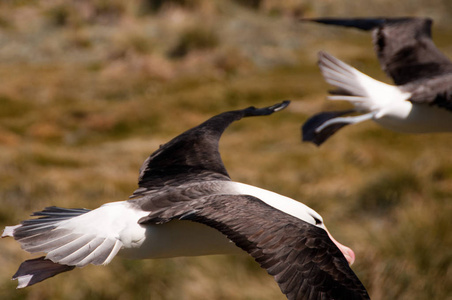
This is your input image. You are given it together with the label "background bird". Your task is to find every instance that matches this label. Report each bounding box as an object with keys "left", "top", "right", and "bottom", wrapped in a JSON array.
[
  {"left": 1, "top": 3, "right": 451, "bottom": 299},
  {"left": 302, "top": 17, "right": 452, "bottom": 146}
]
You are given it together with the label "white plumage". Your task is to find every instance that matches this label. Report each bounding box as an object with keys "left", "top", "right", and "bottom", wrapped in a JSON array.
[{"left": 317, "top": 51, "right": 452, "bottom": 133}]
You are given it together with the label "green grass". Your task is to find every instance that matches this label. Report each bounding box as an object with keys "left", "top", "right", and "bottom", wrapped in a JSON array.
[{"left": 0, "top": 1, "right": 452, "bottom": 299}]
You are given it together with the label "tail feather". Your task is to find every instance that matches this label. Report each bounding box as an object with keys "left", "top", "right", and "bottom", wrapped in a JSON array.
[{"left": 12, "top": 256, "right": 75, "bottom": 288}]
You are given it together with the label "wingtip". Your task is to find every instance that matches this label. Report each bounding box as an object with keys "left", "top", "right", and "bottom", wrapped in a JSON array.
[
  {"left": 302, "top": 17, "right": 388, "bottom": 31},
  {"left": 14, "top": 274, "right": 33, "bottom": 289},
  {"left": 2, "top": 225, "right": 20, "bottom": 238},
  {"left": 302, "top": 110, "right": 355, "bottom": 146},
  {"left": 317, "top": 51, "right": 348, "bottom": 74},
  {"left": 298, "top": 17, "right": 319, "bottom": 23},
  {"left": 243, "top": 100, "right": 291, "bottom": 117},
  {"left": 302, "top": 115, "right": 329, "bottom": 147},
  {"left": 302, "top": 137, "right": 323, "bottom": 147},
  {"left": 12, "top": 257, "right": 75, "bottom": 288},
  {"left": 317, "top": 50, "right": 331, "bottom": 61},
  {"left": 271, "top": 100, "right": 291, "bottom": 112},
  {"left": 299, "top": 17, "right": 333, "bottom": 24},
  {"left": 301, "top": 124, "right": 326, "bottom": 147}
]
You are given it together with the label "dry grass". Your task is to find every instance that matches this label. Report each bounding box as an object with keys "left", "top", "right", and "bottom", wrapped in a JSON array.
[{"left": 0, "top": 1, "right": 451, "bottom": 299}]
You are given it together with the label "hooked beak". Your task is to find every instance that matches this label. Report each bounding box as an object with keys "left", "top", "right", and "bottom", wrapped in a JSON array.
[{"left": 324, "top": 227, "right": 355, "bottom": 265}]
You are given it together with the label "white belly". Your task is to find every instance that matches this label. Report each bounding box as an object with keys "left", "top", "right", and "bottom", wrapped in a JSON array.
[
  {"left": 375, "top": 101, "right": 452, "bottom": 133},
  {"left": 117, "top": 181, "right": 323, "bottom": 260},
  {"left": 118, "top": 220, "right": 243, "bottom": 259}
]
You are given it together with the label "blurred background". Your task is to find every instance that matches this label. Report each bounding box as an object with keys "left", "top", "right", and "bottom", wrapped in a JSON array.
[{"left": 0, "top": 1, "right": 451, "bottom": 299}]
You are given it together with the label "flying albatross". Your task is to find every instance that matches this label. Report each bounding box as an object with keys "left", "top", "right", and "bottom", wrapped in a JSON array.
[
  {"left": 2, "top": 101, "right": 369, "bottom": 300},
  {"left": 301, "top": 17, "right": 452, "bottom": 146}
]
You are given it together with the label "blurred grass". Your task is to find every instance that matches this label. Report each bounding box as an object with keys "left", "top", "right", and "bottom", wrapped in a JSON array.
[{"left": 1, "top": 1, "right": 452, "bottom": 299}]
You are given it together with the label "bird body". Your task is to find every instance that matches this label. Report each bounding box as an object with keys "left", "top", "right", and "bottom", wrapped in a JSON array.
[
  {"left": 314, "top": 51, "right": 452, "bottom": 134},
  {"left": 302, "top": 17, "right": 452, "bottom": 145},
  {"left": 2, "top": 101, "right": 369, "bottom": 299},
  {"left": 6, "top": 180, "right": 345, "bottom": 263},
  {"left": 375, "top": 100, "right": 452, "bottom": 133}
]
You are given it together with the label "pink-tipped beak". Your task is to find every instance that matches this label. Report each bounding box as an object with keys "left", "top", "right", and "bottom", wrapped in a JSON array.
[{"left": 325, "top": 228, "right": 355, "bottom": 265}]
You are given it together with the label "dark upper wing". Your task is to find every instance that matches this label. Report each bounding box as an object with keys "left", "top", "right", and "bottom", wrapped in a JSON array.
[
  {"left": 402, "top": 74, "right": 452, "bottom": 111},
  {"left": 140, "top": 194, "right": 369, "bottom": 300},
  {"left": 130, "top": 101, "right": 290, "bottom": 198},
  {"left": 305, "top": 17, "right": 452, "bottom": 85}
]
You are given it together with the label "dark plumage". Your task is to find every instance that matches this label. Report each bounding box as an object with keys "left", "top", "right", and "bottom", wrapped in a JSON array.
[
  {"left": 156, "top": 194, "right": 369, "bottom": 300},
  {"left": 3, "top": 101, "right": 369, "bottom": 299}
]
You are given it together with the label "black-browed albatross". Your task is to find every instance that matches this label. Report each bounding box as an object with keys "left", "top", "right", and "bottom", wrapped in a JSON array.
[
  {"left": 301, "top": 17, "right": 452, "bottom": 146},
  {"left": 2, "top": 101, "right": 369, "bottom": 300}
]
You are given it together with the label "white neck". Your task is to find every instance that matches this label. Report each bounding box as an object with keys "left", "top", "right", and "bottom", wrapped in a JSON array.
[{"left": 225, "top": 181, "right": 323, "bottom": 228}]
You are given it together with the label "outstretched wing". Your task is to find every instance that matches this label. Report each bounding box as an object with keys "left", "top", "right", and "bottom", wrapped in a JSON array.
[
  {"left": 402, "top": 74, "right": 452, "bottom": 111},
  {"left": 2, "top": 205, "right": 129, "bottom": 288},
  {"left": 140, "top": 194, "right": 369, "bottom": 300},
  {"left": 305, "top": 17, "right": 452, "bottom": 85},
  {"left": 130, "top": 101, "right": 290, "bottom": 198}
]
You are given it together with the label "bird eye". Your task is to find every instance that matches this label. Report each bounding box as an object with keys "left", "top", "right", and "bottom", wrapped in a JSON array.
[{"left": 313, "top": 216, "right": 322, "bottom": 225}]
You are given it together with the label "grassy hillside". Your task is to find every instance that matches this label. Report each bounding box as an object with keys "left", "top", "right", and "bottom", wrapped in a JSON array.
[{"left": 0, "top": 1, "right": 451, "bottom": 299}]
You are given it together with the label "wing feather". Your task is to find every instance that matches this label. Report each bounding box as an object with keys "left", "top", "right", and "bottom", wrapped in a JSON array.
[
  {"left": 130, "top": 101, "right": 289, "bottom": 198},
  {"left": 141, "top": 194, "right": 369, "bottom": 300}
]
